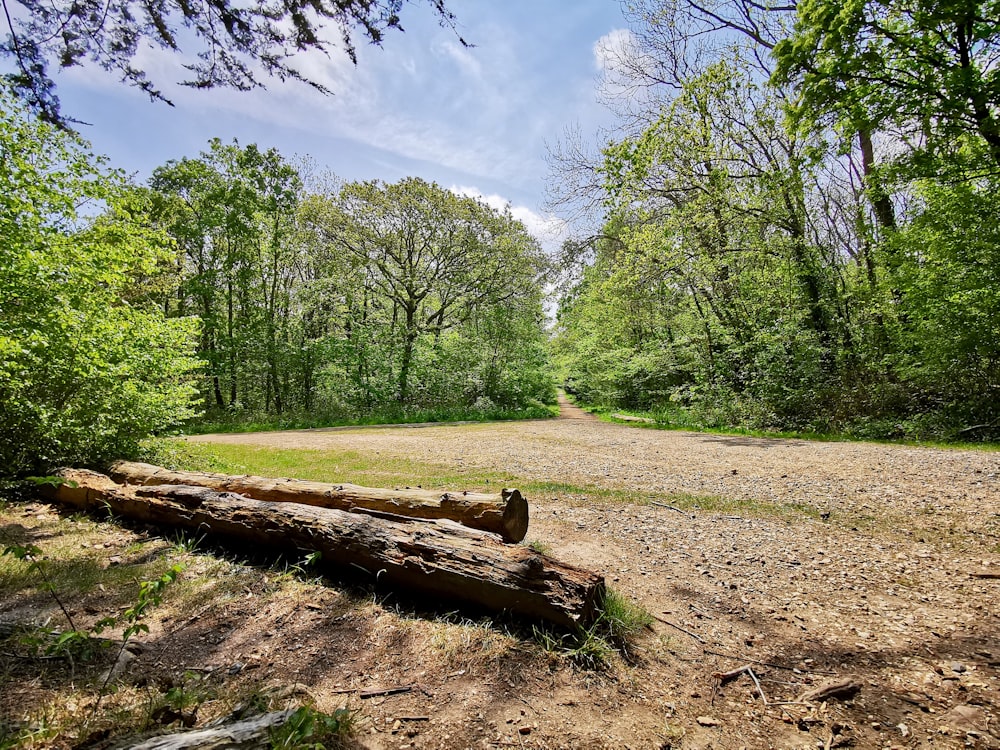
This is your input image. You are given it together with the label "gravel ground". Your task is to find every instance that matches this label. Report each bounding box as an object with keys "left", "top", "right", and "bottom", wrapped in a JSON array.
[{"left": 185, "top": 405, "right": 1000, "bottom": 748}]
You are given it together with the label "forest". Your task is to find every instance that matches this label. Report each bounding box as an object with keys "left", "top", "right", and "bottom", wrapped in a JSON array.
[
  {"left": 0, "top": 104, "right": 553, "bottom": 476},
  {"left": 3, "top": 0, "right": 1000, "bottom": 480},
  {"left": 550, "top": 0, "right": 1000, "bottom": 442}
]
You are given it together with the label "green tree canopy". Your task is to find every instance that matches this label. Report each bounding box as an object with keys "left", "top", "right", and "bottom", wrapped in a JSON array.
[
  {"left": 773, "top": 0, "right": 1000, "bottom": 171},
  {"left": 0, "top": 89, "right": 199, "bottom": 475}
]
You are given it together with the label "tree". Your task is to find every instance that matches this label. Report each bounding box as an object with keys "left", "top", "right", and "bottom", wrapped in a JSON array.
[
  {"left": 149, "top": 139, "right": 303, "bottom": 414},
  {"left": 773, "top": 0, "right": 1000, "bottom": 172},
  {"left": 303, "top": 177, "right": 548, "bottom": 406},
  {"left": 0, "top": 89, "right": 199, "bottom": 475},
  {"left": 1, "top": 0, "right": 462, "bottom": 128}
]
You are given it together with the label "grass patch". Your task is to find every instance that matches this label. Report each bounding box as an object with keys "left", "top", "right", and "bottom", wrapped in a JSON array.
[
  {"left": 140, "top": 440, "right": 832, "bottom": 524},
  {"left": 183, "top": 402, "right": 558, "bottom": 436},
  {"left": 532, "top": 587, "right": 653, "bottom": 670},
  {"left": 588, "top": 403, "right": 1000, "bottom": 451}
]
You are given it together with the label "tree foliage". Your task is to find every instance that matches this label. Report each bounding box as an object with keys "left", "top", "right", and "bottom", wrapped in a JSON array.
[
  {"left": 147, "top": 158, "right": 554, "bottom": 421},
  {"left": 1, "top": 0, "right": 461, "bottom": 127},
  {"left": 550, "top": 0, "right": 1000, "bottom": 440},
  {"left": 0, "top": 90, "right": 199, "bottom": 475},
  {"left": 774, "top": 0, "right": 1000, "bottom": 170}
]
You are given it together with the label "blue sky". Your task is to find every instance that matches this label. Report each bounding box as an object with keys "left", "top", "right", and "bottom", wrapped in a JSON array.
[{"left": 49, "top": 1, "right": 629, "bottom": 250}]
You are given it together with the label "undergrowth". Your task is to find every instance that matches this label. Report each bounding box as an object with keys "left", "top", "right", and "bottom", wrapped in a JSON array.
[
  {"left": 590, "top": 402, "right": 1000, "bottom": 450},
  {"left": 533, "top": 588, "right": 653, "bottom": 670},
  {"left": 183, "top": 401, "right": 557, "bottom": 435}
]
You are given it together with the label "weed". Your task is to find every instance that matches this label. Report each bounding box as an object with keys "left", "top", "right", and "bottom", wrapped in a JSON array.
[
  {"left": 599, "top": 588, "right": 654, "bottom": 641},
  {"left": 532, "top": 622, "right": 613, "bottom": 670},
  {"left": 169, "top": 530, "right": 207, "bottom": 554},
  {"left": 269, "top": 706, "right": 357, "bottom": 749},
  {"left": 531, "top": 588, "right": 653, "bottom": 670},
  {"left": 526, "top": 540, "right": 551, "bottom": 555}
]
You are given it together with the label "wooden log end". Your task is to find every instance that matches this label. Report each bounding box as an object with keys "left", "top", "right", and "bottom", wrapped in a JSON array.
[{"left": 500, "top": 488, "right": 529, "bottom": 543}]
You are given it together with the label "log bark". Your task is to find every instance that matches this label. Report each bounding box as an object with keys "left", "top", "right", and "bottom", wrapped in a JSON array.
[
  {"left": 107, "top": 461, "right": 529, "bottom": 543},
  {"left": 48, "top": 470, "right": 604, "bottom": 629}
]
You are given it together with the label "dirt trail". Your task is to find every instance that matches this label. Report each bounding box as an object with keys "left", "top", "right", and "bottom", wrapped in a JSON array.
[
  {"left": 556, "top": 392, "right": 596, "bottom": 420},
  {"left": 183, "top": 419, "right": 1000, "bottom": 748}
]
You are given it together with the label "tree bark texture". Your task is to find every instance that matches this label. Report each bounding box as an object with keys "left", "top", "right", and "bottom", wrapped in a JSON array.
[
  {"left": 124, "top": 710, "right": 295, "bottom": 750},
  {"left": 48, "top": 470, "right": 604, "bottom": 629},
  {"left": 107, "top": 461, "right": 529, "bottom": 543}
]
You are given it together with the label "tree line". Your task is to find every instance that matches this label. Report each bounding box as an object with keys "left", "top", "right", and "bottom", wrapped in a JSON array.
[
  {"left": 0, "top": 103, "right": 552, "bottom": 476},
  {"left": 550, "top": 0, "right": 999, "bottom": 441}
]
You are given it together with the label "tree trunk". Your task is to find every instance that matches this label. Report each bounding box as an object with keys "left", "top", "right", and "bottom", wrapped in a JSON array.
[
  {"left": 107, "top": 461, "right": 529, "bottom": 543},
  {"left": 46, "top": 471, "right": 604, "bottom": 629}
]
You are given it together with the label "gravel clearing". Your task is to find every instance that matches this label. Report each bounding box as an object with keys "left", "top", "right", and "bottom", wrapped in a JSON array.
[{"left": 185, "top": 412, "right": 1000, "bottom": 748}]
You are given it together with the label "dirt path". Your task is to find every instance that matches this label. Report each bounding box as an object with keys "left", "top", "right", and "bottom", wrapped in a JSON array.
[
  {"left": 556, "top": 392, "right": 596, "bottom": 420},
  {"left": 185, "top": 419, "right": 1000, "bottom": 748}
]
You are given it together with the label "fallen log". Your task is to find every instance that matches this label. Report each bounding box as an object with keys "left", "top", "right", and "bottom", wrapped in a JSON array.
[
  {"left": 108, "top": 461, "right": 529, "bottom": 543},
  {"left": 122, "top": 710, "right": 294, "bottom": 750},
  {"left": 47, "top": 470, "right": 604, "bottom": 629}
]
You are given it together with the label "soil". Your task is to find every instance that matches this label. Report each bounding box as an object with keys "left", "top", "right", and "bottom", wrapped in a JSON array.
[{"left": 3, "top": 399, "right": 1000, "bottom": 749}]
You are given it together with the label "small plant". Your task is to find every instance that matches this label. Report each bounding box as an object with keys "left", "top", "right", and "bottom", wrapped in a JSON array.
[
  {"left": 532, "top": 622, "right": 613, "bottom": 670},
  {"left": 1, "top": 542, "right": 107, "bottom": 661},
  {"left": 526, "top": 540, "right": 551, "bottom": 555},
  {"left": 531, "top": 588, "right": 653, "bottom": 669},
  {"left": 169, "top": 530, "right": 206, "bottom": 554},
  {"left": 90, "top": 564, "right": 185, "bottom": 721},
  {"left": 269, "top": 706, "right": 357, "bottom": 750},
  {"left": 598, "top": 588, "right": 654, "bottom": 641}
]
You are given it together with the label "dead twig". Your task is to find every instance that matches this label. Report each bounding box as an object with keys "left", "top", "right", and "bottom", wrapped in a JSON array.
[
  {"left": 653, "top": 615, "right": 705, "bottom": 643},
  {"left": 650, "top": 502, "right": 692, "bottom": 517},
  {"left": 360, "top": 684, "right": 413, "bottom": 699},
  {"left": 701, "top": 647, "right": 837, "bottom": 674},
  {"left": 713, "top": 664, "right": 768, "bottom": 706}
]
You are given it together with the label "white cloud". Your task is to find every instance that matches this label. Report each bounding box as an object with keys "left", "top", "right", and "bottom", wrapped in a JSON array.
[
  {"left": 434, "top": 39, "right": 484, "bottom": 80},
  {"left": 593, "top": 28, "right": 636, "bottom": 73},
  {"left": 450, "top": 185, "right": 569, "bottom": 256}
]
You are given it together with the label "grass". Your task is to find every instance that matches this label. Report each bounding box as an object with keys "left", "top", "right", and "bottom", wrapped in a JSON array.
[
  {"left": 183, "top": 402, "right": 558, "bottom": 436},
  {"left": 532, "top": 587, "right": 653, "bottom": 669},
  {"left": 0, "top": 498, "right": 365, "bottom": 749},
  {"left": 580, "top": 400, "right": 1000, "bottom": 451},
  {"left": 137, "top": 439, "right": 834, "bottom": 527}
]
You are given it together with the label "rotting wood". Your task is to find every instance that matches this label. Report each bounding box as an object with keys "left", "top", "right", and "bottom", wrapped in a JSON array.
[
  {"left": 611, "top": 413, "right": 655, "bottom": 423},
  {"left": 46, "top": 470, "right": 604, "bottom": 629},
  {"left": 108, "top": 460, "right": 529, "bottom": 543}
]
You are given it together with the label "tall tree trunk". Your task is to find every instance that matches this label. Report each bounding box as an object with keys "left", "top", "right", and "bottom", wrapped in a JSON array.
[{"left": 858, "top": 129, "right": 896, "bottom": 232}]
